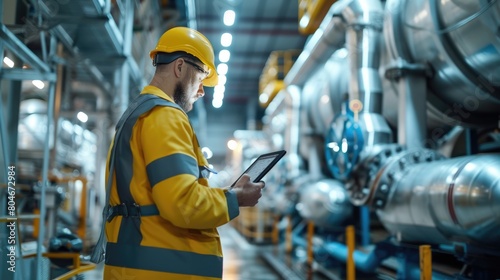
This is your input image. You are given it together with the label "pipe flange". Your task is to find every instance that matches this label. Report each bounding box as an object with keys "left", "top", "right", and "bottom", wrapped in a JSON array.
[
  {"left": 346, "top": 144, "right": 404, "bottom": 206},
  {"left": 370, "top": 148, "right": 445, "bottom": 209}
]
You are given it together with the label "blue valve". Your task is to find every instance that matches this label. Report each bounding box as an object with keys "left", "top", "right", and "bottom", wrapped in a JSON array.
[{"left": 324, "top": 106, "right": 364, "bottom": 180}]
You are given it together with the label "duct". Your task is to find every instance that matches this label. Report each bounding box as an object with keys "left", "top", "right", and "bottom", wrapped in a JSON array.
[
  {"left": 284, "top": 0, "right": 349, "bottom": 87},
  {"left": 376, "top": 154, "right": 500, "bottom": 246}
]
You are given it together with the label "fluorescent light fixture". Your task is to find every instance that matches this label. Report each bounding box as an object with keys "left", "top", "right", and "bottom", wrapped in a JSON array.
[
  {"left": 218, "top": 75, "right": 227, "bottom": 86},
  {"left": 223, "top": 10, "right": 235, "bottom": 26},
  {"left": 212, "top": 98, "right": 223, "bottom": 109},
  {"left": 3, "top": 57, "right": 14, "bottom": 68},
  {"left": 217, "top": 63, "right": 228, "bottom": 75},
  {"left": 219, "top": 50, "right": 230, "bottom": 63},
  {"left": 32, "top": 80, "right": 45, "bottom": 89},
  {"left": 77, "top": 111, "right": 88, "bottom": 123},
  {"left": 221, "top": 33, "right": 232, "bottom": 47}
]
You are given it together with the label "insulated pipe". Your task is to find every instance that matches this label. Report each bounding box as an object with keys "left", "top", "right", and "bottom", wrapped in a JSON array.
[
  {"left": 265, "top": 87, "right": 303, "bottom": 179},
  {"left": 377, "top": 154, "right": 500, "bottom": 246},
  {"left": 342, "top": 0, "right": 392, "bottom": 147},
  {"left": 342, "top": 0, "right": 384, "bottom": 114},
  {"left": 284, "top": 0, "right": 350, "bottom": 87}
]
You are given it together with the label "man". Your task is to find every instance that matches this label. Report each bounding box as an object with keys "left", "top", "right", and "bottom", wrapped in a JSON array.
[{"left": 93, "top": 27, "right": 265, "bottom": 279}]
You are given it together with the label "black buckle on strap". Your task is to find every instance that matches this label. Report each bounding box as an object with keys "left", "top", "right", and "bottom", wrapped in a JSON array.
[{"left": 106, "top": 203, "right": 141, "bottom": 222}]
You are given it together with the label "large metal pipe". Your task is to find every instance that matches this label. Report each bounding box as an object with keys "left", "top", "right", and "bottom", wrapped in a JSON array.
[
  {"left": 284, "top": 0, "right": 350, "bottom": 87},
  {"left": 296, "top": 179, "right": 352, "bottom": 228},
  {"left": 344, "top": 0, "right": 393, "bottom": 149},
  {"left": 265, "top": 86, "right": 303, "bottom": 179},
  {"left": 384, "top": 0, "right": 500, "bottom": 126},
  {"left": 342, "top": 0, "right": 384, "bottom": 114},
  {"left": 377, "top": 154, "right": 500, "bottom": 246}
]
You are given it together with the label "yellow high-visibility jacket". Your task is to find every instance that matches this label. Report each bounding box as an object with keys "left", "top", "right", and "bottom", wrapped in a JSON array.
[{"left": 103, "top": 86, "right": 239, "bottom": 279}]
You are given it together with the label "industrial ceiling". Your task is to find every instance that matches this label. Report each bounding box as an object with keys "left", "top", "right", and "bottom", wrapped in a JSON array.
[{"left": 1, "top": 0, "right": 311, "bottom": 163}]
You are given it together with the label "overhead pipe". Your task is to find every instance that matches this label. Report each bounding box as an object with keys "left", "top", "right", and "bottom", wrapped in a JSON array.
[{"left": 284, "top": 0, "right": 351, "bottom": 87}]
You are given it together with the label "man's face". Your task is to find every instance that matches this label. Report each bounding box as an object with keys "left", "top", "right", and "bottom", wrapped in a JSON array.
[
  {"left": 173, "top": 81, "right": 192, "bottom": 112},
  {"left": 174, "top": 59, "right": 208, "bottom": 112}
]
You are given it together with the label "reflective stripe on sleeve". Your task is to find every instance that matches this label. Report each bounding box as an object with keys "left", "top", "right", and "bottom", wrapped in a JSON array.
[
  {"left": 146, "top": 153, "right": 198, "bottom": 187},
  {"left": 225, "top": 191, "right": 239, "bottom": 220},
  {"left": 105, "top": 242, "right": 223, "bottom": 278}
]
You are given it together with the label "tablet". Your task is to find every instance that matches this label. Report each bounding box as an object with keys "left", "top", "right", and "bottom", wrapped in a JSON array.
[{"left": 230, "top": 150, "right": 286, "bottom": 188}]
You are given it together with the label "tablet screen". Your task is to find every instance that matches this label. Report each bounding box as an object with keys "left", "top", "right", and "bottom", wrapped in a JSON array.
[
  {"left": 230, "top": 150, "right": 286, "bottom": 188},
  {"left": 245, "top": 154, "right": 277, "bottom": 182}
]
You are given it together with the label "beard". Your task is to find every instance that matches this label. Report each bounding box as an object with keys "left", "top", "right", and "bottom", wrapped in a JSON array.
[{"left": 173, "top": 81, "right": 192, "bottom": 112}]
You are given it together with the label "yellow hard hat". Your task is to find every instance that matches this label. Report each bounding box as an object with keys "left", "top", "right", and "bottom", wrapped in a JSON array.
[{"left": 150, "top": 27, "right": 218, "bottom": 87}]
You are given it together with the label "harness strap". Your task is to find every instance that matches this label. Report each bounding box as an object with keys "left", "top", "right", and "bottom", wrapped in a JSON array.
[
  {"left": 106, "top": 203, "right": 160, "bottom": 222},
  {"left": 90, "top": 94, "right": 182, "bottom": 263}
]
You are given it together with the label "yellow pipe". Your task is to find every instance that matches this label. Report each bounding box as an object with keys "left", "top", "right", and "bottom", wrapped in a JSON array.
[
  {"left": 346, "top": 225, "right": 355, "bottom": 280},
  {"left": 76, "top": 178, "right": 87, "bottom": 244},
  {"left": 272, "top": 215, "right": 279, "bottom": 244},
  {"left": 285, "top": 215, "right": 293, "bottom": 253},
  {"left": 307, "top": 221, "right": 314, "bottom": 267},
  {"left": 420, "top": 245, "right": 432, "bottom": 280},
  {"left": 298, "top": 0, "right": 337, "bottom": 34}
]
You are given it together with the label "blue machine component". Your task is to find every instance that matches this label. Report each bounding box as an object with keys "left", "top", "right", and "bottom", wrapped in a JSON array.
[{"left": 324, "top": 106, "right": 364, "bottom": 180}]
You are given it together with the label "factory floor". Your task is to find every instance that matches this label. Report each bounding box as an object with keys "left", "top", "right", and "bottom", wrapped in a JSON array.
[{"left": 80, "top": 224, "right": 283, "bottom": 280}]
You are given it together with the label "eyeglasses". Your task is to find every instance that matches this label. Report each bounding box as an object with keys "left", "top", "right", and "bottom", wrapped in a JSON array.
[{"left": 184, "top": 59, "right": 210, "bottom": 77}]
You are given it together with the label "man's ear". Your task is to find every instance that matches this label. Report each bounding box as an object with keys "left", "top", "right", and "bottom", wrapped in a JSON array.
[{"left": 173, "top": 58, "right": 183, "bottom": 78}]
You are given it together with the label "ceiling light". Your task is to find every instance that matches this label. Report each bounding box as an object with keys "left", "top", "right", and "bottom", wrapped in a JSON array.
[
  {"left": 214, "top": 85, "right": 225, "bottom": 93},
  {"left": 3, "top": 57, "right": 14, "bottom": 68},
  {"left": 214, "top": 91, "right": 224, "bottom": 100},
  {"left": 223, "top": 10, "right": 235, "bottom": 26},
  {"left": 219, "top": 50, "right": 230, "bottom": 63},
  {"left": 77, "top": 111, "right": 88, "bottom": 123},
  {"left": 32, "top": 80, "right": 45, "bottom": 89},
  {"left": 218, "top": 75, "right": 227, "bottom": 86},
  {"left": 259, "top": 93, "right": 269, "bottom": 104},
  {"left": 212, "top": 98, "right": 223, "bottom": 109},
  {"left": 217, "top": 63, "right": 228, "bottom": 75},
  {"left": 221, "top": 33, "right": 232, "bottom": 47}
]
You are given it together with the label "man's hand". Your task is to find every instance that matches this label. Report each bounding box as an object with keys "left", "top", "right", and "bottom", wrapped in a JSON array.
[{"left": 231, "top": 174, "right": 264, "bottom": 207}]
